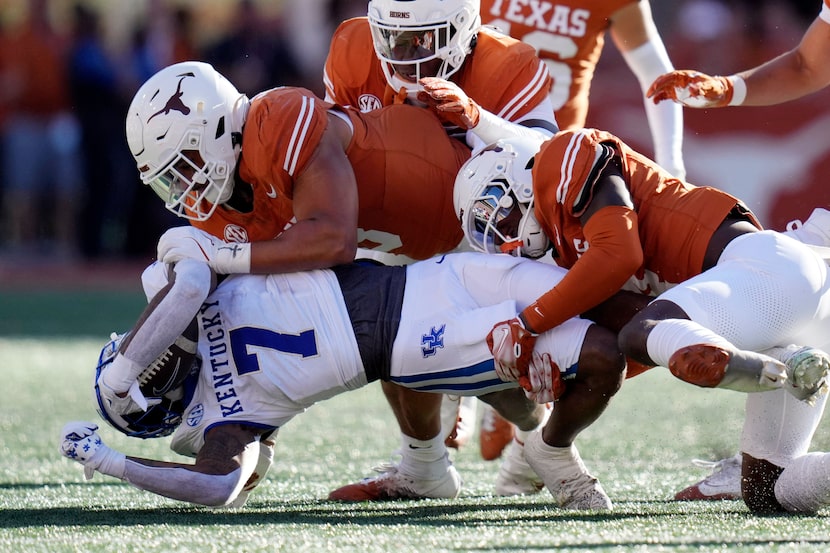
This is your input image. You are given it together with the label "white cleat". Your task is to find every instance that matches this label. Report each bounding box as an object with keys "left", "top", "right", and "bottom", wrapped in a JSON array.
[
  {"left": 495, "top": 438, "right": 544, "bottom": 496},
  {"left": 674, "top": 453, "right": 743, "bottom": 501},
  {"left": 523, "top": 431, "right": 612, "bottom": 510},
  {"left": 328, "top": 462, "right": 462, "bottom": 501}
]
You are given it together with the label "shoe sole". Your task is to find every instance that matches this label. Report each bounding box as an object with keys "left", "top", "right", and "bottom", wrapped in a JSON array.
[
  {"left": 669, "top": 344, "right": 729, "bottom": 388},
  {"left": 675, "top": 486, "right": 741, "bottom": 501}
]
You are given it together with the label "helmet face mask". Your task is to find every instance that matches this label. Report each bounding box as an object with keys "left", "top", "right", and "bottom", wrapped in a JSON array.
[
  {"left": 368, "top": 0, "right": 481, "bottom": 94},
  {"left": 454, "top": 137, "right": 551, "bottom": 259},
  {"left": 144, "top": 142, "right": 232, "bottom": 221},
  {"left": 126, "top": 61, "right": 248, "bottom": 221},
  {"left": 93, "top": 332, "right": 190, "bottom": 439}
]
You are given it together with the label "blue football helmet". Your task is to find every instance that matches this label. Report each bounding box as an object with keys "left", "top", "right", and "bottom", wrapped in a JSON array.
[{"left": 93, "top": 332, "right": 193, "bottom": 439}]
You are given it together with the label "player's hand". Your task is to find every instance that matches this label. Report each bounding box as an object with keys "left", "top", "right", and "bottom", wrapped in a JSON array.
[
  {"left": 157, "top": 226, "right": 219, "bottom": 264},
  {"left": 647, "top": 70, "right": 733, "bottom": 108},
  {"left": 97, "top": 375, "right": 158, "bottom": 415},
  {"left": 59, "top": 422, "right": 117, "bottom": 480},
  {"left": 487, "top": 317, "right": 538, "bottom": 387},
  {"left": 224, "top": 437, "right": 276, "bottom": 508},
  {"left": 524, "top": 351, "right": 566, "bottom": 404},
  {"left": 417, "top": 77, "right": 481, "bottom": 129},
  {"left": 157, "top": 226, "right": 251, "bottom": 274}
]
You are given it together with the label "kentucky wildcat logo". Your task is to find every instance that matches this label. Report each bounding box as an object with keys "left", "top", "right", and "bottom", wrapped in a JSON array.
[
  {"left": 421, "top": 324, "right": 446, "bottom": 357},
  {"left": 148, "top": 72, "right": 194, "bottom": 121}
]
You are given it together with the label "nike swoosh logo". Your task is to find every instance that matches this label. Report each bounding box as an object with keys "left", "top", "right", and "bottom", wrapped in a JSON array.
[
  {"left": 152, "top": 358, "right": 182, "bottom": 395},
  {"left": 265, "top": 183, "right": 277, "bottom": 198}
]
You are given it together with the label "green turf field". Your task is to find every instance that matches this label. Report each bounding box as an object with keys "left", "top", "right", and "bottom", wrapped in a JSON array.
[{"left": 1, "top": 307, "right": 829, "bottom": 551}]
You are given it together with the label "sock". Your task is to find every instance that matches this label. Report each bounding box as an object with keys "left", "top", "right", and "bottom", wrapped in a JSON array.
[
  {"left": 398, "top": 433, "right": 450, "bottom": 480},
  {"left": 646, "top": 318, "right": 732, "bottom": 368},
  {"left": 775, "top": 452, "right": 830, "bottom": 514},
  {"left": 515, "top": 404, "right": 551, "bottom": 444}
]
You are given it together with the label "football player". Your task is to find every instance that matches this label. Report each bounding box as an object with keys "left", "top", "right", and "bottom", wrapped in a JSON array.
[
  {"left": 324, "top": 0, "right": 557, "bottom": 145},
  {"left": 60, "top": 251, "right": 644, "bottom": 510},
  {"left": 643, "top": 0, "right": 830, "bottom": 501},
  {"left": 323, "top": 0, "right": 560, "bottom": 497},
  {"left": 648, "top": 0, "right": 830, "bottom": 109},
  {"left": 480, "top": 0, "right": 685, "bottom": 178},
  {"left": 125, "top": 60, "right": 553, "bottom": 502},
  {"left": 455, "top": 133, "right": 830, "bottom": 514},
  {"left": 474, "top": 0, "right": 688, "bottom": 462}
]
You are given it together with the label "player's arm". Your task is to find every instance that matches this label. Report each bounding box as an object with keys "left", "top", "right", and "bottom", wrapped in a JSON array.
[
  {"left": 648, "top": 8, "right": 830, "bottom": 108},
  {"left": 417, "top": 77, "right": 557, "bottom": 148},
  {"left": 521, "top": 163, "right": 643, "bottom": 335},
  {"left": 248, "top": 118, "right": 359, "bottom": 273},
  {"left": 488, "top": 159, "right": 643, "bottom": 381},
  {"left": 737, "top": 13, "right": 830, "bottom": 105},
  {"left": 60, "top": 422, "right": 263, "bottom": 507},
  {"left": 610, "top": 0, "right": 685, "bottom": 179},
  {"left": 97, "top": 259, "right": 214, "bottom": 412},
  {"left": 159, "top": 118, "right": 360, "bottom": 275}
]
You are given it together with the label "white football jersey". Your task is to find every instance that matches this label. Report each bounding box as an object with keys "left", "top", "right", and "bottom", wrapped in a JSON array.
[
  {"left": 165, "top": 252, "right": 593, "bottom": 457},
  {"left": 171, "top": 269, "right": 366, "bottom": 457}
]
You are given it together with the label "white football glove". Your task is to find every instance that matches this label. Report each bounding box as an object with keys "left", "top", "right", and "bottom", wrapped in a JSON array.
[
  {"left": 98, "top": 371, "right": 159, "bottom": 416},
  {"left": 59, "top": 422, "right": 125, "bottom": 480},
  {"left": 524, "top": 351, "right": 567, "bottom": 404},
  {"left": 157, "top": 226, "right": 252, "bottom": 274},
  {"left": 224, "top": 437, "right": 276, "bottom": 509}
]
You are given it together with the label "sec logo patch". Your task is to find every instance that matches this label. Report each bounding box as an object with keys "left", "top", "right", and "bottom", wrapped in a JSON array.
[{"left": 224, "top": 224, "right": 248, "bottom": 243}]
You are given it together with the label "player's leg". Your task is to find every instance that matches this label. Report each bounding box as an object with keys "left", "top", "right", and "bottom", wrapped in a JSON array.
[
  {"left": 740, "top": 388, "right": 827, "bottom": 513},
  {"left": 478, "top": 388, "right": 548, "bottom": 496},
  {"left": 619, "top": 234, "right": 830, "bottom": 400},
  {"left": 773, "top": 452, "right": 830, "bottom": 514},
  {"left": 524, "top": 323, "right": 625, "bottom": 510},
  {"left": 327, "top": 382, "right": 461, "bottom": 501}
]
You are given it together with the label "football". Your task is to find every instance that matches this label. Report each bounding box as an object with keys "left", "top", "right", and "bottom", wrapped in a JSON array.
[{"left": 137, "top": 317, "right": 199, "bottom": 397}]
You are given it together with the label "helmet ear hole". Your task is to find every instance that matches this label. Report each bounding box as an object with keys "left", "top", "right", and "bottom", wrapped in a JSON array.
[{"left": 215, "top": 116, "right": 225, "bottom": 139}]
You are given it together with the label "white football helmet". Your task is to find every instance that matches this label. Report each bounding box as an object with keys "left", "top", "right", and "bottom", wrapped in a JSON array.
[
  {"left": 125, "top": 61, "right": 250, "bottom": 221},
  {"left": 93, "top": 332, "right": 191, "bottom": 439},
  {"left": 368, "top": 0, "right": 480, "bottom": 94},
  {"left": 454, "top": 136, "right": 550, "bottom": 258}
]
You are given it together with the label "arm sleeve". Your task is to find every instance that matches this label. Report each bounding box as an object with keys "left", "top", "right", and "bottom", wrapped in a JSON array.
[
  {"left": 105, "top": 431, "right": 261, "bottom": 507},
  {"left": 468, "top": 95, "right": 558, "bottom": 148},
  {"left": 104, "top": 260, "right": 213, "bottom": 391},
  {"left": 621, "top": 40, "right": 686, "bottom": 180},
  {"left": 521, "top": 206, "right": 643, "bottom": 333}
]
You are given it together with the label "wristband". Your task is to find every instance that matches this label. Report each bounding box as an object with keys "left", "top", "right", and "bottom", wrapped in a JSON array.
[
  {"left": 213, "top": 242, "right": 252, "bottom": 274},
  {"left": 727, "top": 75, "right": 747, "bottom": 106}
]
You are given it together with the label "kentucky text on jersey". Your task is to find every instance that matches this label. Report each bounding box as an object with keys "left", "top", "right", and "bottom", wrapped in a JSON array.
[{"left": 200, "top": 299, "right": 243, "bottom": 417}]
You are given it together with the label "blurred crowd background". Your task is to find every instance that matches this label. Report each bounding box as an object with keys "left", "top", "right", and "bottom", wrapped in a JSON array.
[{"left": 0, "top": 0, "right": 827, "bottom": 271}]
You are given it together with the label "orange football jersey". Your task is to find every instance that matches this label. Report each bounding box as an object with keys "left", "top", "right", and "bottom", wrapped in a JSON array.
[
  {"left": 324, "top": 17, "right": 552, "bottom": 121},
  {"left": 192, "top": 87, "right": 468, "bottom": 260},
  {"left": 480, "top": 0, "right": 635, "bottom": 129},
  {"left": 533, "top": 128, "right": 760, "bottom": 288}
]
